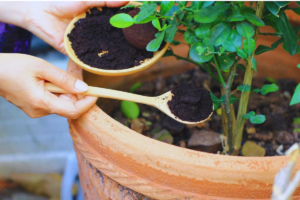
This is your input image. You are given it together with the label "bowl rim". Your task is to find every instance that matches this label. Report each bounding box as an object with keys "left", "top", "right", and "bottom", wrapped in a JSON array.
[{"left": 63, "top": 5, "right": 169, "bottom": 76}]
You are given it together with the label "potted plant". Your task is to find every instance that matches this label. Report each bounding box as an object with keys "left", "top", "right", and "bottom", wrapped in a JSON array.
[{"left": 67, "top": 1, "right": 300, "bottom": 199}]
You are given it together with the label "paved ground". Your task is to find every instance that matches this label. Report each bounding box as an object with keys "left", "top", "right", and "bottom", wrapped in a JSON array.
[{"left": 0, "top": 35, "right": 74, "bottom": 177}]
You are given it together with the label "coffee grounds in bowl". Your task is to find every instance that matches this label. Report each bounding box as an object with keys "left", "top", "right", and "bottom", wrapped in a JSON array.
[
  {"left": 168, "top": 83, "right": 213, "bottom": 122},
  {"left": 67, "top": 7, "right": 153, "bottom": 70}
]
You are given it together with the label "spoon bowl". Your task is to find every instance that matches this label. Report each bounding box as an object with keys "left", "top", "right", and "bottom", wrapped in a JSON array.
[
  {"left": 64, "top": 2, "right": 170, "bottom": 76},
  {"left": 45, "top": 83, "right": 213, "bottom": 125}
]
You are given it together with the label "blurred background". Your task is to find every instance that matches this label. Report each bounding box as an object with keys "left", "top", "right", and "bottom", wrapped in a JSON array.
[{"left": 0, "top": 23, "right": 81, "bottom": 200}]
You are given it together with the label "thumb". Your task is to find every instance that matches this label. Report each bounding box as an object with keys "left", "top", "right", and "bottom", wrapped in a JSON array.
[{"left": 37, "top": 61, "right": 88, "bottom": 93}]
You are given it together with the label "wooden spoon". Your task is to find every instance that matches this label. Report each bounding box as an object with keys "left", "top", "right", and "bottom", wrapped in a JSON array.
[{"left": 45, "top": 83, "right": 213, "bottom": 125}]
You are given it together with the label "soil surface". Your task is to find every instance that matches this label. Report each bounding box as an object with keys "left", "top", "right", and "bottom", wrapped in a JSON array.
[
  {"left": 68, "top": 7, "right": 153, "bottom": 70},
  {"left": 110, "top": 66, "right": 300, "bottom": 156},
  {"left": 168, "top": 83, "right": 213, "bottom": 122}
]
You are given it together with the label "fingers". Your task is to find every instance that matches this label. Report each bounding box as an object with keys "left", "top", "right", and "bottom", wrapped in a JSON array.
[
  {"left": 37, "top": 60, "right": 89, "bottom": 94},
  {"left": 44, "top": 90, "right": 97, "bottom": 119},
  {"left": 84, "top": 1, "right": 129, "bottom": 8},
  {"left": 66, "top": 59, "right": 83, "bottom": 80}
]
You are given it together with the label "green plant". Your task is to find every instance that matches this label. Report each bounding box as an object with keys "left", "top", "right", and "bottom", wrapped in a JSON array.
[{"left": 111, "top": 1, "right": 300, "bottom": 155}]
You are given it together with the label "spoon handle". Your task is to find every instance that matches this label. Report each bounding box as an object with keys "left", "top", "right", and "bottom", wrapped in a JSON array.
[{"left": 45, "top": 83, "right": 155, "bottom": 106}]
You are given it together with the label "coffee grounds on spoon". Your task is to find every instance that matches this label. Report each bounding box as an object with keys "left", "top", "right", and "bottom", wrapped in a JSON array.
[
  {"left": 168, "top": 83, "right": 213, "bottom": 122},
  {"left": 67, "top": 7, "right": 153, "bottom": 70}
]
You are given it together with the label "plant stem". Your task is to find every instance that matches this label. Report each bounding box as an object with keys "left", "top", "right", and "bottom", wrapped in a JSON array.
[
  {"left": 172, "top": 53, "right": 221, "bottom": 83},
  {"left": 233, "top": 1, "right": 265, "bottom": 155},
  {"left": 258, "top": 32, "right": 282, "bottom": 37},
  {"left": 213, "top": 55, "right": 226, "bottom": 87},
  {"left": 225, "top": 59, "right": 240, "bottom": 154}
]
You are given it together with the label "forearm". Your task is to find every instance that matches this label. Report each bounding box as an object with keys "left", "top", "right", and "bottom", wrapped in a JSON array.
[{"left": 0, "top": 2, "right": 29, "bottom": 28}]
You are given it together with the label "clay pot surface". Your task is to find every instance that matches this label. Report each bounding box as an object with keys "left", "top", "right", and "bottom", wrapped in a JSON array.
[{"left": 67, "top": 8, "right": 300, "bottom": 200}]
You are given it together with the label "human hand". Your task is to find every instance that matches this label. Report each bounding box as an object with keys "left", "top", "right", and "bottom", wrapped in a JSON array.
[
  {"left": 0, "top": 54, "right": 97, "bottom": 118},
  {"left": 0, "top": 1, "right": 128, "bottom": 54},
  {"left": 27, "top": 1, "right": 128, "bottom": 54}
]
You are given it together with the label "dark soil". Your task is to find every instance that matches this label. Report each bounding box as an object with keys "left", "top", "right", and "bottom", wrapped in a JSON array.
[
  {"left": 109, "top": 66, "right": 300, "bottom": 156},
  {"left": 168, "top": 83, "right": 213, "bottom": 122},
  {"left": 122, "top": 8, "right": 158, "bottom": 50},
  {"left": 68, "top": 7, "right": 153, "bottom": 70}
]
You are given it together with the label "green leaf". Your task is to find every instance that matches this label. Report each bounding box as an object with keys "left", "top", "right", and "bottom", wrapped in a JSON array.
[
  {"left": 237, "top": 84, "right": 251, "bottom": 92},
  {"left": 171, "top": 40, "right": 181, "bottom": 46},
  {"left": 243, "top": 111, "right": 255, "bottom": 119},
  {"left": 161, "top": 1, "right": 175, "bottom": 15},
  {"left": 196, "top": 46, "right": 205, "bottom": 54},
  {"left": 195, "top": 24, "right": 211, "bottom": 39},
  {"left": 243, "top": 38, "right": 256, "bottom": 56},
  {"left": 223, "top": 29, "right": 242, "bottom": 52},
  {"left": 202, "top": 1, "right": 215, "bottom": 8},
  {"left": 251, "top": 58, "right": 257, "bottom": 72},
  {"left": 184, "top": 29, "right": 197, "bottom": 44},
  {"left": 210, "top": 93, "right": 221, "bottom": 110},
  {"left": 214, "top": 3, "right": 230, "bottom": 13},
  {"left": 297, "top": 64, "right": 300, "bottom": 69},
  {"left": 129, "top": 83, "right": 142, "bottom": 93},
  {"left": 290, "top": 83, "right": 300, "bottom": 106},
  {"left": 178, "top": 1, "right": 187, "bottom": 7},
  {"left": 135, "top": 3, "right": 157, "bottom": 23},
  {"left": 250, "top": 115, "right": 266, "bottom": 124},
  {"left": 276, "top": 12, "right": 298, "bottom": 55},
  {"left": 236, "top": 22, "right": 254, "bottom": 39},
  {"left": 194, "top": 6, "right": 218, "bottom": 23},
  {"left": 252, "top": 88, "right": 261, "bottom": 93},
  {"left": 120, "top": 5, "right": 136, "bottom": 10},
  {"left": 237, "top": 49, "right": 248, "bottom": 59},
  {"left": 265, "top": 1, "right": 289, "bottom": 17},
  {"left": 209, "top": 23, "right": 231, "bottom": 46},
  {"left": 227, "top": 13, "right": 245, "bottom": 22},
  {"left": 165, "top": 5, "right": 180, "bottom": 17},
  {"left": 220, "top": 95, "right": 239, "bottom": 104},
  {"left": 133, "top": 15, "right": 156, "bottom": 24},
  {"left": 152, "top": 19, "right": 161, "bottom": 31},
  {"left": 204, "top": 38, "right": 211, "bottom": 46},
  {"left": 219, "top": 46, "right": 225, "bottom": 55},
  {"left": 237, "top": 64, "right": 246, "bottom": 71},
  {"left": 260, "top": 83, "right": 279, "bottom": 95},
  {"left": 110, "top": 14, "right": 133, "bottom": 28},
  {"left": 164, "top": 25, "right": 177, "bottom": 42},
  {"left": 146, "top": 31, "right": 165, "bottom": 52},
  {"left": 291, "top": 8, "right": 300, "bottom": 15},
  {"left": 263, "top": 14, "right": 280, "bottom": 32},
  {"left": 121, "top": 101, "right": 140, "bottom": 119},
  {"left": 255, "top": 38, "right": 283, "bottom": 55},
  {"left": 243, "top": 13, "right": 265, "bottom": 27},
  {"left": 217, "top": 53, "right": 236, "bottom": 70},
  {"left": 163, "top": 48, "right": 174, "bottom": 57},
  {"left": 266, "top": 77, "right": 277, "bottom": 84},
  {"left": 189, "top": 42, "right": 214, "bottom": 63}
]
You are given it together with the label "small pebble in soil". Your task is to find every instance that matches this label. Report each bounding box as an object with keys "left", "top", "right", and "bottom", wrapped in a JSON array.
[
  {"left": 122, "top": 8, "right": 158, "bottom": 50},
  {"left": 187, "top": 129, "right": 222, "bottom": 153},
  {"left": 167, "top": 83, "right": 213, "bottom": 122},
  {"left": 68, "top": 7, "right": 153, "bottom": 70}
]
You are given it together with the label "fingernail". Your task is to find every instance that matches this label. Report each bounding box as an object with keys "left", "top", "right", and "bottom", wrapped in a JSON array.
[{"left": 75, "top": 80, "right": 88, "bottom": 92}]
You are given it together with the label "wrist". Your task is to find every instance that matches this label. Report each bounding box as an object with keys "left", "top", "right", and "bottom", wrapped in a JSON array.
[{"left": 0, "top": 2, "right": 30, "bottom": 29}]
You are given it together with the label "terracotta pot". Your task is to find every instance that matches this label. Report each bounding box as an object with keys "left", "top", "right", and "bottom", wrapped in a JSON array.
[{"left": 66, "top": 8, "right": 300, "bottom": 200}]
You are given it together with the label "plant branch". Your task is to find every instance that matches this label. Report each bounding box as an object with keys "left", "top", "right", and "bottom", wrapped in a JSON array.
[
  {"left": 213, "top": 55, "right": 226, "bottom": 87},
  {"left": 258, "top": 32, "right": 283, "bottom": 37},
  {"left": 225, "top": 58, "right": 240, "bottom": 154},
  {"left": 233, "top": 1, "right": 265, "bottom": 155}
]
